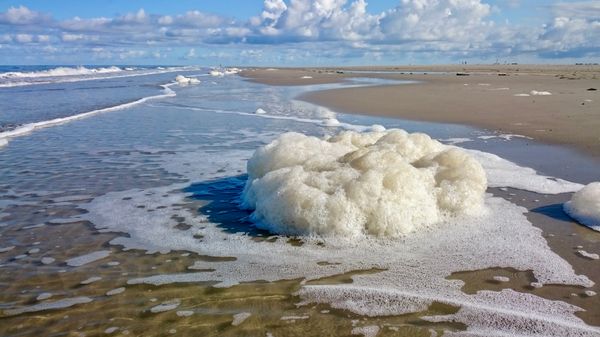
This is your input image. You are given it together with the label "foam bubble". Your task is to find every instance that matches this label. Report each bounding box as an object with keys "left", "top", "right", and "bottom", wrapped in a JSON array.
[
  {"left": 242, "top": 129, "right": 487, "bottom": 237},
  {"left": 564, "top": 182, "right": 600, "bottom": 231},
  {"left": 255, "top": 108, "right": 267, "bottom": 114}
]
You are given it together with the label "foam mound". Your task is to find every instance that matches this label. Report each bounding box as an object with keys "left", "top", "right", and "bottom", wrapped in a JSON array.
[
  {"left": 564, "top": 182, "right": 600, "bottom": 231},
  {"left": 175, "top": 75, "right": 200, "bottom": 85},
  {"left": 242, "top": 129, "right": 487, "bottom": 237}
]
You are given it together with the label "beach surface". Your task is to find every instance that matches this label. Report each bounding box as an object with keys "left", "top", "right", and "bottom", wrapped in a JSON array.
[{"left": 241, "top": 65, "right": 600, "bottom": 157}]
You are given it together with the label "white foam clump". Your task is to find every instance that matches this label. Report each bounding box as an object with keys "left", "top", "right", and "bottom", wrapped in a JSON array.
[
  {"left": 576, "top": 250, "right": 599, "bottom": 260},
  {"left": 0, "top": 138, "right": 7, "bottom": 147},
  {"left": 255, "top": 108, "right": 267, "bottom": 114},
  {"left": 242, "top": 129, "right": 487, "bottom": 237},
  {"left": 301, "top": 76, "right": 313, "bottom": 79},
  {"left": 209, "top": 68, "right": 241, "bottom": 77},
  {"left": 530, "top": 90, "right": 552, "bottom": 96},
  {"left": 175, "top": 75, "right": 200, "bottom": 85},
  {"left": 514, "top": 93, "right": 531, "bottom": 97},
  {"left": 564, "top": 182, "right": 600, "bottom": 231}
]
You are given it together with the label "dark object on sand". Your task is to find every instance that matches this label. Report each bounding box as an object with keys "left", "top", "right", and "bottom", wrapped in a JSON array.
[
  {"left": 456, "top": 73, "right": 470, "bottom": 76},
  {"left": 587, "top": 88, "right": 597, "bottom": 91},
  {"left": 498, "top": 73, "right": 508, "bottom": 76}
]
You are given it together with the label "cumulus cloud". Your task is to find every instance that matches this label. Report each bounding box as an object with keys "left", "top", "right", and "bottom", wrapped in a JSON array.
[
  {"left": 0, "top": 5, "right": 48, "bottom": 25},
  {"left": 0, "top": 1, "right": 598, "bottom": 63},
  {"left": 14, "top": 33, "right": 33, "bottom": 43}
]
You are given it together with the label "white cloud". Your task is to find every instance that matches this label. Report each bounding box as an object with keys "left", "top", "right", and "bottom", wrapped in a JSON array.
[
  {"left": 158, "top": 15, "right": 173, "bottom": 25},
  {"left": 552, "top": 1, "right": 600, "bottom": 19},
  {"left": 62, "top": 33, "right": 85, "bottom": 42},
  {"left": 37, "top": 34, "right": 50, "bottom": 42},
  {"left": 14, "top": 33, "right": 33, "bottom": 43},
  {"left": 0, "top": 6, "right": 46, "bottom": 25}
]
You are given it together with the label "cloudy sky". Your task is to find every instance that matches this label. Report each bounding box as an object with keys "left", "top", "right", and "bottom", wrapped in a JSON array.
[{"left": 1, "top": 0, "right": 598, "bottom": 65}]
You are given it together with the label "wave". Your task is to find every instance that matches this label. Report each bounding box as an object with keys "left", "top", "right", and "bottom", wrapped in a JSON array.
[
  {"left": 0, "top": 66, "right": 200, "bottom": 88},
  {"left": 0, "top": 83, "right": 176, "bottom": 145},
  {"left": 0, "top": 66, "right": 123, "bottom": 79}
]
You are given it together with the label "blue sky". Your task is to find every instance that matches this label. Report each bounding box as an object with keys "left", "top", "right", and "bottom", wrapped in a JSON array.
[{"left": 0, "top": 0, "right": 598, "bottom": 65}]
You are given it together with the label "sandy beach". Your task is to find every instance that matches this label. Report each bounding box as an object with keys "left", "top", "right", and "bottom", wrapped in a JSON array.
[{"left": 241, "top": 66, "right": 600, "bottom": 157}]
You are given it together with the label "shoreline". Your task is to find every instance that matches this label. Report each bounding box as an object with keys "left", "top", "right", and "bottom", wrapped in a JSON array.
[{"left": 240, "top": 66, "right": 600, "bottom": 158}]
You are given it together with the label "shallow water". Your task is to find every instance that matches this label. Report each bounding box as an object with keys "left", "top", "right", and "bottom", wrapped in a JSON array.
[{"left": 0, "top": 70, "right": 599, "bottom": 336}]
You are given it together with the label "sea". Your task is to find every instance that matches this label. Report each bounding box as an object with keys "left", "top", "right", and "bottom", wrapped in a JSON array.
[{"left": 0, "top": 65, "right": 599, "bottom": 337}]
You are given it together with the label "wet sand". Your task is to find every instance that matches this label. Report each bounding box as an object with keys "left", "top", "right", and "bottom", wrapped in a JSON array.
[{"left": 241, "top": 66, "right": 600, "bottom": 157}]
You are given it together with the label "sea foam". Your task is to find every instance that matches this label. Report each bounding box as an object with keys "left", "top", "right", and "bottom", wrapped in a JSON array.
[
  {"left": 0, "top": 66, "right": 123, "bottom": 79},
  {"left": 564, "top": 182, "right": 600, "bottom": 231},
  {"left": 242, "top": 129, "right": 487, "bottom": 237}
]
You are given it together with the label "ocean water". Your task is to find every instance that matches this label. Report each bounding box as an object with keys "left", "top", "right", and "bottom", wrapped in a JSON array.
[{"left": 0, "top": 66, "right": 599, "bottom": 336}]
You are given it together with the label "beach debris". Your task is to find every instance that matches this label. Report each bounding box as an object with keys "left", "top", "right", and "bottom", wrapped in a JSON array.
[
  {"left": 587, "top": 88, "right": 597, "bottom": 91},
  {"left": 301, "top": 76, "right": 313, "bottom": 79},
  {"left": 584, "top": 290, "right": 597, "bottom": 297},
  {"left": 456, "top": 73, "right": 470, "bottom": 76},
  {"left": 514, "top": 93, "right": 530, "bottom": 97}
]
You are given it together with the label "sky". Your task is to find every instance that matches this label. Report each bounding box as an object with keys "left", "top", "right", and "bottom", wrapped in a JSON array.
[{"left": 0, "top": 0, "right": 598, "bottom": 66}]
